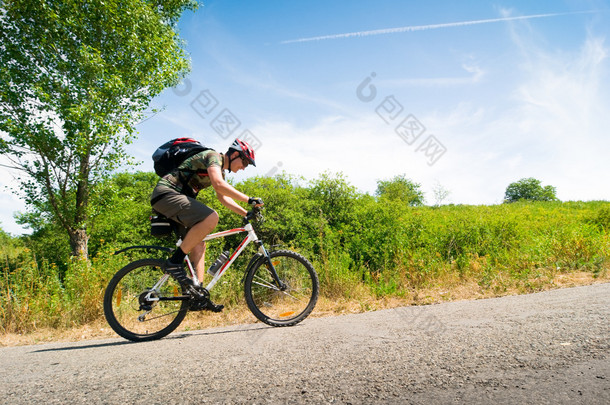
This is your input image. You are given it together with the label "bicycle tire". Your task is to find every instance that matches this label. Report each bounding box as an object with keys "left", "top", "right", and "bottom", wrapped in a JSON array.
[
  {"left": 244, "top": 250, "right": 319, "bottom": 327},
  {"left": 103, "top": 258, "right": 189, "bottom": 342}
]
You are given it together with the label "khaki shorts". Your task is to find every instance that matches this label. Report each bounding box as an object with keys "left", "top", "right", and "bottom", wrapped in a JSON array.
[{"left": 150, "top": 186, "right": 216, "bottom": 231}]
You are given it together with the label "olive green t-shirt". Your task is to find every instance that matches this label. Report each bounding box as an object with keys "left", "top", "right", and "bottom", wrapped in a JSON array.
[{"left": 156, "top": 149, "right": 225, "bottom": 195}]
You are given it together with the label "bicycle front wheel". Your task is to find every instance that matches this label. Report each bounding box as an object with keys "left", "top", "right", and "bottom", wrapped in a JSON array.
[
  {"left": 244, "top": 250, "right": 319, "bottom": 327},
  {"left": 103, "top": 258, "right": 189, "bottom": 342}
]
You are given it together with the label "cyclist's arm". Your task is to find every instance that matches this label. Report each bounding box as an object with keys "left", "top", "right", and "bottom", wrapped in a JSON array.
[
  {"left": 216, "top": 192, "right": 248, "bottom": 216},
  {"left": 207, "top": 165, "right": 249, "bottom": 203}
]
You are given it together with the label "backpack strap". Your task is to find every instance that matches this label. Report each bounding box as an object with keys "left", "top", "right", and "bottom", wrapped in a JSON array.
[
  {"left": 174, "top": 149, "right": 219, "bottom": 196},
  {"left": 175, "top": 168, "right": 209, "bottom": 197}
]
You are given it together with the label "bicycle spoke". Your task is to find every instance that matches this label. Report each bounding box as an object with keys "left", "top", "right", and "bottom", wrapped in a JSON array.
[
  {"left": 245, "top": 250, "right": 319, "bottom": 326},
  {"left": 278, "top": 290, "right": 300, "bottom": 301},
  {"left": 104, "top": 259, "right": 189, "bottom": 342},
  {"left": 252, "top": 276, "right": 281, "bottom": 291},
  {"left": 138, "top": 309, "right": 182, "bottom": 323}
]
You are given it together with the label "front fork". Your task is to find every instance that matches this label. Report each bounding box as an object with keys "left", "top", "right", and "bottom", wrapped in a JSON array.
[{"left": 257, "top": 242, "right": 286, "bottom": 290}]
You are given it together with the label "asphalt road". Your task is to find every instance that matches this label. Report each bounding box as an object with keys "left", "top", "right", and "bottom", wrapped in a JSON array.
[{"left": 1, "top": 283, "right": 608, "bottom": 404}]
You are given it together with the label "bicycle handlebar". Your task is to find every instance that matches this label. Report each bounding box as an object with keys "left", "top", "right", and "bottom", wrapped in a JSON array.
[{"left": 244, "top": 204, "right": 264, "bottom": 224}]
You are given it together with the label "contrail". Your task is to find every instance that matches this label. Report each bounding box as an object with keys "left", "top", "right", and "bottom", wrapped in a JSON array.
[{"left": 280, "top": 10, "right": 601, "bottom": 44}]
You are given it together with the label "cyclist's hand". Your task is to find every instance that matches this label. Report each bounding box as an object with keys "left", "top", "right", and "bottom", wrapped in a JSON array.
[
  {"left": 248, "top": 197, "right": 264, "bottom": 206},
  {"left": 244, "top": 210, "right": 261, "bottom": 223}
]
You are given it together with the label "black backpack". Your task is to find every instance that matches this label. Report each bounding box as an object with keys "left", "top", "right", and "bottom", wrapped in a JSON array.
[{"left": 152, "top": 137, "right": 210, "bottom": 177}]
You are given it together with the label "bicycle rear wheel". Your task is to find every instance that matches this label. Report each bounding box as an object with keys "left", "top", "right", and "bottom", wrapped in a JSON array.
[
  {"left": 103, "top": 258, "right": 189, "bottom": 342},
  {"left": 244, "top": 250, "right": 319, "bottom": 327}
]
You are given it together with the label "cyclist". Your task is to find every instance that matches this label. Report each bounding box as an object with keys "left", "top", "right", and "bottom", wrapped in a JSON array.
[{"left": 150, "top": 138, "right": 263, "bottom": 311}]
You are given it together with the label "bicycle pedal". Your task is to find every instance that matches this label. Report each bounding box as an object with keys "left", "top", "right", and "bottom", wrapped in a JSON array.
[
  {"left": 189, "top": 298, "right": 224, "bottom": 312},
  {"left": 207, "top": 302, "right": 224, "bottom": 313}
]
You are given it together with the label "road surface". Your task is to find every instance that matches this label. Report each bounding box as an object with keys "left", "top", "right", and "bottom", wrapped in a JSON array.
[{"left": 1, "top": 283, "right": 608, "bottom": 404}]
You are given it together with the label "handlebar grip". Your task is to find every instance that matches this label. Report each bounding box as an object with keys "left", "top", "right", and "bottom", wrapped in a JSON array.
[{"left": 243, "top": 206, "right": 264, "bottom": 224}]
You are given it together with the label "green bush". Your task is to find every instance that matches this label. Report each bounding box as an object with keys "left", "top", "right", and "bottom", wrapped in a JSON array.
[{"left": 2, "top": 171, "right": 609, "bottom": 334}]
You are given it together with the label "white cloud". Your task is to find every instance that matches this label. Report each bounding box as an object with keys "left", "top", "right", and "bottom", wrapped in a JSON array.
[
  {"left": 502, "top": 21, "right": 609, "bottom": 199},
  {"left": 0, "top": 163, "right": 30, "bottom": 235},
  {"left": 439, "top": 30, "right": 610, "bottom": 203},
  {"left": 379, "top": 63, "right": 485, "bottom": 87},
  {"left": 249, "top": 28, "right": 610, "bottom": 205},
  {"left": 231, "top": 114, "right": 439, "bottom": 194}
]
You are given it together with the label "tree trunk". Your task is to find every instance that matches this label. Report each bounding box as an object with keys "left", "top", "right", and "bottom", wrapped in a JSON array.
[
  {"left": 69, "top": 228, "right": 89, "bottom": 260},
  {"left": 71, "top": 150, "right": 91, "bottom": 259}
]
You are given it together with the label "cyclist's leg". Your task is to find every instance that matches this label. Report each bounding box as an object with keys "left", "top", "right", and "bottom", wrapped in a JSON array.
[
  {"left": 152, "top": 191, "right": 218, "bottom": 249},
  {"left": 152, "top": 192, "right": 217, "bottom": 281},
  {"left": 180, "top": 212, "right": 218, "bottom": 254},
  {"left": 188, "top": 241, "right": 207, "bottom": 282},
  {"left": 178, "top": 214, "right": 224, "bottom": 312}
]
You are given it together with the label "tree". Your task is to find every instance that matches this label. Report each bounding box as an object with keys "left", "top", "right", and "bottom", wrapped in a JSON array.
[
  {"left": 431, "top": 180, "right": 451, "bottom": 206},
  {"left": 309, "top": 172, "right": 358, "bottom": 228},
  {"left": 0, "top": 0, "right": 197, "bottom": 258},
  {"left": 375, "top": 174, "right": 425, "bottom": 206},
  {"left": 503, "top": 177, "right": 558, "bottom": 203}
]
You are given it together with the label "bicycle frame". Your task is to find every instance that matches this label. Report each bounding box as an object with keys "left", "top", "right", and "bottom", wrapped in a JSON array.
[{"left": 182, "top": 222, "right": 270, "bottom": 291}]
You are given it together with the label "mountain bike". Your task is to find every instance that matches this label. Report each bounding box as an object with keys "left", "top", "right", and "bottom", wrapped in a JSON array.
[{"left": 103, "top": 205, "right": 319, "bottom": 342}]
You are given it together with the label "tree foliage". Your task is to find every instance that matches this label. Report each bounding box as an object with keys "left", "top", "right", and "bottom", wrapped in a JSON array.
[
  {"left": 6, "top": 171, "right": 609, "bottom": 293},
  {"left": 504, "top": 177, "right": 558, "bottom": 203},
  {"left": 0, "top": 0, "right": 197, "bottom": 258},
  {"left": 309, "top": 171, "right": 358, "bottom": 228},
  {"left": 375, "top": 174, "right": 425, "bottom": 206}
]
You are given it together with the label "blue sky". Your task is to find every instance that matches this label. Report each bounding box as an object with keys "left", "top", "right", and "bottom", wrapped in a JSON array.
[{"left": 2, "top": 0, "right": 610, "bottom": 234}]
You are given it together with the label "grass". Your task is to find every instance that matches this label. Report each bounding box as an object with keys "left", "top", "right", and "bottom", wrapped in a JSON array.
[{"left": 1, "top": 270, "right": 606, "bottom": 347}]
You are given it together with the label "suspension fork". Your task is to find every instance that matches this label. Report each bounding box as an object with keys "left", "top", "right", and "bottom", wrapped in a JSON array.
[{"left": 256, "top": 241, "right": 286, "bottom": 290}]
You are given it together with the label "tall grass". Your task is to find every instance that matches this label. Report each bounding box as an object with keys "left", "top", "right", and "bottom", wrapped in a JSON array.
[
  {"left": 327, "top": 201, "right": 610, "bottom": 298},
  {"left": 0, "top": 245, "right": 124, "bottom": 334},
  {"left": 1, "top": 201, "right": 608, "bottom": 334}
]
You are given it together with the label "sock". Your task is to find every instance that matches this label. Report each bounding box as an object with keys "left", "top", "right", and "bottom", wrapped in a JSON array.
[{"left": 169, "top": 247, "right": 187, "bottom": 265}]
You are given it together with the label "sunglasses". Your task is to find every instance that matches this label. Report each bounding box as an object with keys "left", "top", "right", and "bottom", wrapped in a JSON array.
[{"left": 240, "top": 156, "right": 250, "bottom": 167}]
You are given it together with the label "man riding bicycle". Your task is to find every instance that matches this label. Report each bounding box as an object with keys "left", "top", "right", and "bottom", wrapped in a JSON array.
[{"left": 150, "top": 138, "right": 263, "bottom": 312}]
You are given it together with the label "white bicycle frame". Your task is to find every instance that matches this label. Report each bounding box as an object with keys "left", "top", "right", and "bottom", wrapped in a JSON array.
[{"left": 180, "top": 222, "right": 268, "bottom": 291}]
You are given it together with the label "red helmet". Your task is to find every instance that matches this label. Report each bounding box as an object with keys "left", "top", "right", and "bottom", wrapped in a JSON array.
[{"left": 228, "top": 138, "right": 256, "bottom": 167}]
